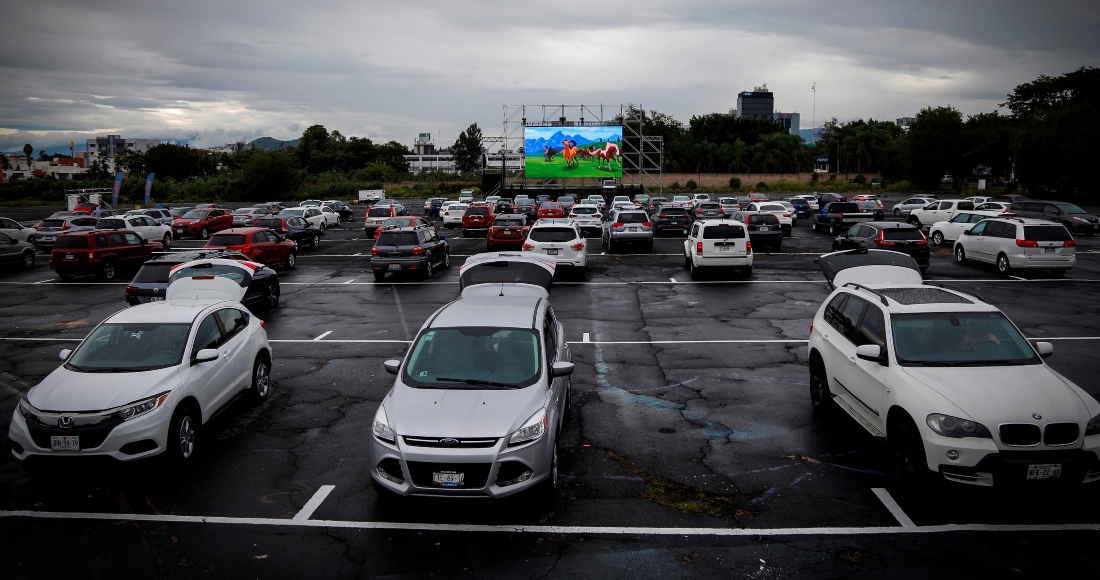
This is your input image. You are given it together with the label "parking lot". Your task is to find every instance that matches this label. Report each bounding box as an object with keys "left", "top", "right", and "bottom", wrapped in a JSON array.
[{"left": 2, "top": 195, "right": 1099, "bottom": 577}]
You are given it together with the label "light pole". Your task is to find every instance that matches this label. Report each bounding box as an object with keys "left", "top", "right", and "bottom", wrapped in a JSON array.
[{"left": 812, "top": 83, "right": 816, "bottom": 144}]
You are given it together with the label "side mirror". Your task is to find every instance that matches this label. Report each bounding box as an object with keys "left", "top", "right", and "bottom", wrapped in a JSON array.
[
  {"left": 550, "top": 361, "right": 575, "bottom": 377},
  {"left": 855, "top": 344, "right": 887, "bottom": 365},
  {"left": 194, "top": 349, "right": 219, "bottom": 364},
  {"left": 963, "top": 229, "right": 972, "bottom": 235},
  {"left": 1034, "top": 342, "right": 1054, "bottom": 359},
  {"left": 383, "top": 359, "right": 401, "bottom": 375},
  {"left": 141, "top": 238, "right": 148, "bottom": 245},
  {"left": 9, "top": 238, "right": 17, "bottom": 245},
  {"left": 59, "top": 349, "right": 72, "bottom": 361}
]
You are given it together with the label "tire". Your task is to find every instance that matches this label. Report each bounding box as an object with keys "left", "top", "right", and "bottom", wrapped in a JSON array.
[
  {"left": 162, "top": 234, "right": 173, "bottom": 249},
  {"left": 199, "top": 227, "right": 209, "bottom": 239},
  {"left": 683, "top": 254, "right": 691, "bottom": 269},
  {"left": 311, "top": 234, "right": 320, "bottom": 249},
  {"left": 532, "top": 437, "right": 559, "bottom": 503},
  {"left": 424, "top": 259, "right": 434, "bottom": 280},
  {"left": 809, "top": 357, "right": 833, "bottom": 414},
  {"left": 893, "top": 207, "right": 901, "bottom": 217},
  {"left": 1051, "top": 269, "right": 1068, "bottom": 278},
  {"left": 829, "top": 222, "right": 838, "bottom": 235},
  {"left": 99, "top": 260, "right": 117, "bottom": 281},
  {"left": 263, "top": 282, "right": 280, "bottom": 310},
  {"left": 20, "top": 251, "right": 34, "bottom": 269},
  {"left": 955, "top": 245, "right": 967, "bottom": 264},
  {"left": 443, "top": 251, "right": 451, "bottom": 269},
  {"left": 319, "top": 222, "right": 326, "bottom": 234},
  {"left": 931, "top": 231, "right": 944, "bottom": 246},
  {"left": 689, "top": 260, "right": 700, "bottom": 280},
  {"left": 889, "top": 418, "right": 931, "bottom": 488},
  {"left": 908, "top": 217, "right": 921, "bottom": 228},
  {"left": 285, "top": 252, "right": 296, "bottom": 269},
  {"left": 996, "top": 253, "right": 1012, "bottom": 275},
  {"left": 249, "top": 355, "right": 272, "bottom": 402},
  {"left": 166, "top": 404, "right": 199, "bottom": 464},
  {"left": 373, "top": 271, "right": 386, "bottom": 281}
]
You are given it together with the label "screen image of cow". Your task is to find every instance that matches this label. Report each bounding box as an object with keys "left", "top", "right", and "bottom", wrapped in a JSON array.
[{"left": 523, "top": 126, "right": 623, "bottom": 178}]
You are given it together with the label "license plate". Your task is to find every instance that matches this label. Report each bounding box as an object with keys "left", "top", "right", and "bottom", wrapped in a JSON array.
[
  {"left": 1044, "top": 247, "right": 1055, "bottom": 254},
  {"left": 628, "top": 227, "right": 638, "bottom": 232},
  {"left": 546, "top": 249, "right": 559, "bottom": 255},
  {"left": 433, "top": 471, "right": 465, "bottom": 487},
  {"left": 388, "top": 264, "right": 401, "bottom": 270},
  {"left": 718, "top": 245, "right": 732, "bottom": 252},
  {"left": 149, "top": 297, "right": 164, "bottom": 302},
  {"left": 65, "top": 254, "right": 75, "bottom": 260},
  {"left": 50, "top": 436, "right": 79, "bottom": 451},
  {"left": 503, "top": 230, "right": 511, "bottom": 235},
  {"left": 43, "top": 236, "right": 54, "bottom": 241},
  {"left": 1027, "top": 463, "right": 1061, "bottom": 480},
  {"left": 176, "top": 228, "right": 183, "bottom": 233},
  {"left": 759, "top": 226, "right": 770, "bottom": 231}
]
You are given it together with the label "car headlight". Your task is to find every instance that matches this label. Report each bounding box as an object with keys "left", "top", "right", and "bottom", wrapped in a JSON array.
[
  {"left": 1073, "top": 216, "right": 1087, "bottom": 222},
  {"left": 1086, "top": 412, "right": 1100, "bottom": 437},
  {"left": 116, "top": 392, "right": 170, "bottom": 421},
  {"left": 373, "top": 405, "right": 396, "bottom": 443},
  {"left": 17, "top": 399, "right": 34, "bottom": 421},
  {"left": 926, "top": 413, "right": 992, "bottom": 439},
  {"left": 509, "top": 408, "right": 547, "bottom": 446}
]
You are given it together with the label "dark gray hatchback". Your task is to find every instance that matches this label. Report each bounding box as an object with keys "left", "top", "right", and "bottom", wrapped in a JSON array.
[{"left": 371, "top": 227, "right": 450, "bottom": 281}]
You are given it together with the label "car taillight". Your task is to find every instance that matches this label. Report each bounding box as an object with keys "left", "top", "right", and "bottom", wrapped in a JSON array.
[
  {"left": 783, "top": 213, "right": 791, "bottom": 218},
  {"left": 522, "top": 243, "right": 534, "bottom": 250},
  {"left": 88, "top": 252, "right": 96, "bottom": 260},
  {"left": 61, "top": 223, "right": 71, "bottom": 230},
  {"left": 571, "top": 242, "right": 584, "bottom": 250},
  {"left": 642, "top": 222, "right": 652, "bottom": 227},
  {"left": 259, "top": 319, "right": 266, "bottom": 329},
  {"left": 125, "top": 286, "right": 137, "bottom": 295},
  {"left": 370, "top": 247, "right": 379, "bottom": 256},
  {"left": 874, "top": 238, "right": 897, "bottom": 246},
  {"left": 746, "top": 241, "right": 752, "bottom": 254},
  {"left": 1064, "top": 239, "right": 1077, "bottom": 247},
  {"left": 696, "top": 241, "right": 703, "bottom": 254},
  {"left": 411, "top": 246, "right": 424, "bottom": 255},
  {"left": 1016, "top": 239, "right": 1038, "bottom": 247},
  {"left": 612, "top": 222, "right": 624, "bottom": 228}
]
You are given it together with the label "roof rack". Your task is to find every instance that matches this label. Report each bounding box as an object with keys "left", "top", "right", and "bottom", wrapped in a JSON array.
[
  {"left": 842, "top": 282, "right": 890, "bottom": 306},
  {"left": 926, "top": 283, "right": 986, "bottom": 303}
]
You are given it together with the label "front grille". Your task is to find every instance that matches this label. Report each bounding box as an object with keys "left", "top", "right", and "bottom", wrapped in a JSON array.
[
  {"left": 1000, "top": 423, "right": 1041, "bottom": 446},
  {"left": 402, "top": 436, "right": 497, "bottom": 448},
  {"left": 1044, "top": 423, "right": 1080, "bottom": 446},
  {"left": 406, "top": 462, "right": 492, "bottom": 488},
  {"left": 27, "top": 415, "right": 124, "bottom": 450}
]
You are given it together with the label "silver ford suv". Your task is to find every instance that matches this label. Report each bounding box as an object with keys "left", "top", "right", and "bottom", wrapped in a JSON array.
[{"left": 371, "top": 254, "right": 574, "bottom": 499}]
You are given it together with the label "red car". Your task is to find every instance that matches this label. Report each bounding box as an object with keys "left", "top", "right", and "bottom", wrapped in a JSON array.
[
  {"left": 173, "top": 208, "right": 233, "bottom": 239},
  {"left": 461, "top": 203, "right": 494, "bottom": 237},
  {"left": 486, "top": 214, "right": 530, "bottom": 251},
  {"left": 204, "top": 227, "right": 298, "bottom": 268},
  {"left": 537, "top": 202, "right": 566, "bottom": 219},
  {"left": 49, "top": 230, "right": 163, "bottom": 281},
  {"left": 374, "top": 217, "right": 434, "bottom": 239},
  {"left": 748, "top": 193, "right": 770, "bottom": 203}
]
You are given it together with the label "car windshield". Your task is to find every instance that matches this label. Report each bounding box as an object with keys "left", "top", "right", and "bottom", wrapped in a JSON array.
[
  {"left": 1056, "top": 203, "right": 1086, "bottom": 214},
  {"left": 208, "top": 234, "right": 247, "bottom": 246},
  {"left": 54, "top": 236, "right": 88, "bottom": 249},
  {"left": 66, "top": 323, "right": 191, "bottom": 372},
  {"left": 530, "top": 227, "right": 576, "bottom": 242},
  {"left": 891, "top": 312, "right": 1039, "bottom": 366},
  {"left": 169, "top": 208, "right": 190, "bottom": 216},
  {"left": 403, "top": 327, "right": 541, "bottom": 389},
  {"left": 280, "top": 209, "right": 306, "bottom": 216},
  {"left": 181, "top": 211, "right": 209, "bottom": 219}
]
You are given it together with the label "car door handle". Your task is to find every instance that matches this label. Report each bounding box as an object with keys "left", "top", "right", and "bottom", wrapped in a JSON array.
[
  {"left": 848, "top": 355, "right": 856, "bottom": 364},
  {"left": 222, "top": 350, "right": 232, "bottom": 358}
]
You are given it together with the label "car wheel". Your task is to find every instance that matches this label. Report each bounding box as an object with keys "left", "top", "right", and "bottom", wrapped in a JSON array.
[
  {"left": 250, "top": 355, "right": 272, "bottom": 402},
  {"left": 893, "top": 207, "right": 901, "bottom": 217},
  {"left": 683, "top": 254, "right": 691, "bottom": 269},
  {"left": 199, "top": 227, "right": 209, "bottom": 239},
  {"left": 425, "top": 259, "right": 434, "bottom": 279},
  {"left": 809, "top": 357, "right": 833, "bottom": 414},
  {"left": 931, "top": 231, "right": 944, "bottom": 246},
  {"left": 319, "top": 223, "right": 326, "bottom": 234},
  {"left": 443, "top": 251, "right": 451, "bottom": 269},
  {"left": 58, "top": 272, "right": 73, "bottom": 281},
  {"left": 908, "top": 217, "right": 921, "bottom": 228},
  {"left": 162, "top": 234, "right": 172, "bottom": 249},
  {"left": 21, "top": 251, "right": 34, "bottom": 269},
  {"left": 889, "top": 418, "right": 931, "bottom": 488},
  {"left": 311, "top": 234, "right": 320, "bottom": 249},
  {"left": 689, "top": 260, "right": 699, "bottom": 280},
  {"left": 99, "top": 260, "right": 117, "bottom": 280},
  {"left": 996, "top": 253, "right": 1012, "bottom": 275},
  {"left": 167, "top": 404, "right": 199, "bottom": 464},
  {"left": 831, "top": 242, "right": 840, "bottom": 252},
  {"left": 373, "top": 271, "right": 386, "bottom": 281},
  {"left": 285, "top": 252, "right": 296, "bottom": 269},
  {"left": 741, "top": 265, "right": 753, "bottom": 278},
  {"left": 532, "top": 437, "right": 560, "bottom": 503},
  {"left": 1051, "top": 269, "right": 1067, "bottom": 278},
  {"left": 264, "top": 282, "right": 280, "bottom": 310},
  {"left": 955, "top": 245, "right": 967, "bottom": 264}
]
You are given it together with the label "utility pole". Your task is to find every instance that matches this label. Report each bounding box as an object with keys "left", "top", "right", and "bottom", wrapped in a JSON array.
[{"left": 812, "top": 82, "right": 816, "bottom": 144}]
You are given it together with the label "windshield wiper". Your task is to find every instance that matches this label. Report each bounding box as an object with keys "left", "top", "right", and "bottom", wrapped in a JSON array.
[
  {"left": 434, "top": 377, "right": 516, "bottom": 389},
  {"left": 81, "top": 367, "right": 135, "bottom": 373}
]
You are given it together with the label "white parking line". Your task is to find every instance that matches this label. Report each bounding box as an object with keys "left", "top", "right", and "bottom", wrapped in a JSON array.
[
  {"left": 312, "top": 331, "right": 333, "bottom": 341},
  {"left": 292, "top": 485, "right": 335, "bottom": 521},
  {"left": 270, "top": 339, "right": 410, "bottom": 344},
  {"left": 582, "top": 333, "right": 591, "bottom": 343},
  {"left": 872, "top": 488, "right": 916, "bottom": 529},
  {"left": 343, "top": 279, "right": 356, "bottom": 284},
  {"left": 1009, "top": 275, "right": 1026, "bottom": 280},
  {"left": 669, "top": 277, "right": 678, "bottom": 282},
  {"left": 2, "top": 509, "right": 1097, "bottom": 536}
]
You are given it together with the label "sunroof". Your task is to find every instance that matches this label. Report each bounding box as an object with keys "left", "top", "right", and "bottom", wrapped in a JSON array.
[{"left": 877, "top": 287, "right": 972, "bottom": 305}]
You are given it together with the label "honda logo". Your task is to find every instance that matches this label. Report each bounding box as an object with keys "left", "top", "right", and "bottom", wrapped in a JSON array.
[{"left": 58, "top": 416, "right": 74, "bottom": 429}]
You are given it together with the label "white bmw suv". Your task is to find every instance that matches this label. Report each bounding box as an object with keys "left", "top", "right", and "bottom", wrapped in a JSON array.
[
  {"left": 9, "top": 274, "right": 272, "bottom": 464},
  {"left": 808, "top": 249, "right": 1100, "bottom": 487}
]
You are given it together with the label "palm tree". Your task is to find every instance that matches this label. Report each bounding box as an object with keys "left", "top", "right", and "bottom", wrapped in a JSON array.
[{"left": 22, "top": 144, "right": 33, "bottom": 166}]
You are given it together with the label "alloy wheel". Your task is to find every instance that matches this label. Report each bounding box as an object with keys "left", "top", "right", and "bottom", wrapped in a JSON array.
[
  {"left": 178, "top": 414, "right": 196, "bottom": 459},
  {"left": 22, "top": 252, "right": 34, "bottom": 268},
  {"left": 955, "top": 246, "right": 966, "bottom": 264},
  {"left": 163, "top": 234, "right": 172, "bottom": 248},
  {"left": 266, "top": 284, "right": 280, "bottom": 308},
  {"left": 253, "top": 360, "right": 271, "bottom": 399},
  {"left": 312, "top": 235, "right": 320, "bottom": 248}
]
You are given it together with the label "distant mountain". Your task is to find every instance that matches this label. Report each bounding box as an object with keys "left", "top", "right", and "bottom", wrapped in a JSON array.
[
  {"left": 799, "top": 128, "right": 819, "bottom": 143},
  {"left": 249, "top": 137, "right": 300, "bottom": 150},
  {"left": 524, "top": 130, "right": 621, "bottom": 154}
]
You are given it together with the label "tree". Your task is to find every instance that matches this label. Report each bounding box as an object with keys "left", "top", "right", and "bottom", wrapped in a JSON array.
[
  {"left": 241, "top": 150, "right": 300, "bottom": 199},
  {"left": 1, "top": 155, "right": 9, "bottom": 170},
  {"left": 22, "top": 144, "right": 32, "bottom": 163},
  {"left": 905, "top": 106, "right": 966, "bottom": 189},
  {"left": 144, "top": 144, "right": 202, "bottom": 180},
  {"left": 114, "top": 149, "right": 146, "bottom": 175},
  {"left": 374, "top": 141, "right": 411, "bottom": 174},
  {"left": 37, "top": 150, "right": 50, "bottom": 161},
  {"left": 451, "top": 123, "right": 483, "bottom": 173}
]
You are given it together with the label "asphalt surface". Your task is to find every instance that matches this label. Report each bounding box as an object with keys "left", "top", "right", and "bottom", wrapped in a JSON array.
[{"left": 1, "top": 195, "right": 1099, "bottom": 578}]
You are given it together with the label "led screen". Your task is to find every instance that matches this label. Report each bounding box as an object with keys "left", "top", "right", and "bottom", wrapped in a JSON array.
[{"left": 523, "top": 126, "right": 623, "bottom": 178}]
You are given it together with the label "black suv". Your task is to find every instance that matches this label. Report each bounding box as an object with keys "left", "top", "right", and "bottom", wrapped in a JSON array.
[
  {"left": 253, "top": 215, "right": 323, "bottom": 249},
  {"left": 371, "top": 227, "right": 450, "bottom": 281},
  {"left": 651, "top": 207, "right": 692, "bottom": 236},
  {"left": 1008, "top": 200, "right": 1097, "bottom": 236},
  {"left": 124, "top": 249, "right": 276, "bottom": 306},
  {"left": 732, "top": 212, "right": 783, "bottom": 251},
  {"left": 830, "top": 222, "right": 930, "bottom": 271}
]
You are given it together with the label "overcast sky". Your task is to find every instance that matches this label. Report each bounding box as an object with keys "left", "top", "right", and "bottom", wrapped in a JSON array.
[{"left": 1, "top": 0, "right": 1096, "bottom": 152}]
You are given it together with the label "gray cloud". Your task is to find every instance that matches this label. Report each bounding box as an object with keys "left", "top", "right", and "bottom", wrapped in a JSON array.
[{"left": 1, "top": 0, "right": 1096, "bottom": 151}]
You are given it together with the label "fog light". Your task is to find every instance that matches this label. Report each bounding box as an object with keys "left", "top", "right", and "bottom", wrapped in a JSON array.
[
  {"left": 946, "top": 450, "right": 960, "bottom": 461},
  {"left": 498, "top": 470, "right": 534, "bottom": 487}
]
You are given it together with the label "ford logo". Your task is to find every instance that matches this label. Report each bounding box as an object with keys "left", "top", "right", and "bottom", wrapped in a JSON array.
[
  {"left": 439, "top": 438, "right": 460, "bottom": 447},
  {"left": 1032, "top": 413, "right": 1042, "bottom": 420}
]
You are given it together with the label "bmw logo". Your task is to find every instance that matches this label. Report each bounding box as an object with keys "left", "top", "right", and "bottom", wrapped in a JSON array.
[{"left": 1032, "top": 413, "right": 1042, "bottom": 420}]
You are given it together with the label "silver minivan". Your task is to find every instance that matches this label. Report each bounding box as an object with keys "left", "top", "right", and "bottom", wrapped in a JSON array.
[{"left": 371, "top": 254, "right": 574, "bottom": 499}]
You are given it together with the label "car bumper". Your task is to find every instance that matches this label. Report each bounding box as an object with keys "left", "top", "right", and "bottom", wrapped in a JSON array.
[
  {"left": 370, "top": 433, "right": 553, "bottom": 498},
  {"left": 1008, "top": 253, "right": 1076, "bottom": 269},
  {"left": 609, "top": 231, "right": 654, "bottom": 242},
  {"left": 655, "top": 224, "right": 689, "bottom": 235},
  {"left": 937, "top": 448, "right": 1100, "bottom": 487},
  {"left": 748, "top": 232, "right": 784, "bottom": 244},
  {"left": 696, "top": 254, "right": 753, "bottom": 267},
  {"left": 371, "top": 257, "right": 430, "bottom": 272},
  {"left": 8, "top": 404, "right": 171, "bottom": 462}
]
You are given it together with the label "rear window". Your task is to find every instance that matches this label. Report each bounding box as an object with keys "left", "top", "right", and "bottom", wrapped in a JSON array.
[
  {"left": 516, "top": 200, "right": 535, "bottom": 207},
  {"left": 829, "top": 203, "right": 860, "bottom": 213},
  {"left": 494, "top": 217, "right": 524, "bottom": 227},
  {"left": 376, "top": 232, "right": 419, "bottom": 246},
  {"left": 571, "top": 206, "right": 597, "bottom": 215},
  {"left": 170, "top": 264, "right": 251, "bottom": 287},
  {"left": 758, "top": 204, "right": 785, "bottom": 212},
  {"left": 133, "top": 263, "right": 175, "bottom": 284},
  {"left": 41, "top": 220, "right": 66, "bottom": 228},
  {"left": 882, "top": 228, "right": 926, "bottom": 241},
  {"left": 1025, "top": 226, "right": 1072, "bottom": 242},
  {"left": 466, "top": 207, "right": 490, "bottom": 216},
  {"left": 702, "top": 225, "right": 745, "bottom": 239},
  {"left": 54, "top": 236, "right": 89, "bottom": 249},
  {"left": 95, "top": 218, "right": 126, "bottom": 229},
  {"left": 699, "top": 203, "right": 721, "bottom": 210},
  {"left": 659, "top": 209, "right": 690, "bottom": 218},
  {"left": 367, "top": 207, "right": 392, "bottom": 217},
  {"left": 530, "top": 227, "right": 577, "bottom": 242},
  {"left": 747, "top": 214, "right": 779, "bottom": 225},
  {"left": 253, "top": 218, "right": 283, "bottom": 229},
  {"left": 209, "top": 234, "right": 247, "bottom": 246},
  {"left": 617, "top": 212, "right": 648, "bottom": 224}
]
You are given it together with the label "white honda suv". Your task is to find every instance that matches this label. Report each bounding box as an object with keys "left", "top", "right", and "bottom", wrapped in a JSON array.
[
  {"left": 9, "top": 274, "right": 273, "bottom": 465},
  {"left": 808, "top": 249, "right": 1100, "bottom": 487}
]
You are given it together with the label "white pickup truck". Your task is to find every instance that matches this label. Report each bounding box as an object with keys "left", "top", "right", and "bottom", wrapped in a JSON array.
[
  {"left": 907, "top": 199, "right": 976, "bottom": 228},
  {"left": 358, "top": 189, "right": 385, "bottom": 205}
]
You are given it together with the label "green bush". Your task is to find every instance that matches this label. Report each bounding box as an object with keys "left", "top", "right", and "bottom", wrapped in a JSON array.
[
  {"left": 729, "top": 177, "right": 741, "bottom": 189},
  {"left": 671, "top": 181, "right": 681, "bottom": 190},
  {"left": 810, "top": 172, "right": 819, "bottom": 183},
  {"left": 686, "top": 179, "right": 697, "bottom": 190},
  {"left": 854, "top": 173, "right": 867, "bottom": 185},
  {"left": 756, "top": 181, "right": 768, "bottom": 190}
]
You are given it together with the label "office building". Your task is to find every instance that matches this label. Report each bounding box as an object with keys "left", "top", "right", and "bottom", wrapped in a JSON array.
[
  {"left": 774, "top": 112, "right": 800, "bottom": 136},
  {"left": 736, "top": 85, "right": 775, "bottom": 120},
  {"left": 85, "top": 135, "right": 162, "bottom": 159}
]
